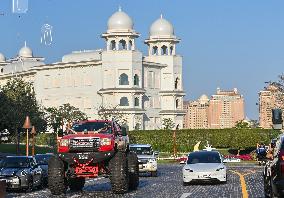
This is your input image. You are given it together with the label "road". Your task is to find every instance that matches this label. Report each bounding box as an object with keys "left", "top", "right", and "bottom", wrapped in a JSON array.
[{"left": 6, "top": 164, "right": 264, "bottom": 198}]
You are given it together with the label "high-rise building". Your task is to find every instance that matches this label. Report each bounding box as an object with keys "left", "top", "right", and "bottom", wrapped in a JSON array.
[
  {"left": 184, "top": 95, "right": 209, "bottom": 129},
  {"left": 259, "top": 85, "right": 282, "bottom": 129},
  {"left": 208, "top": 88, "right": 245, "bottom": 129}
]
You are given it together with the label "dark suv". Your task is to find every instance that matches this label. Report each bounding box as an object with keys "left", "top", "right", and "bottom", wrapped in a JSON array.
[{"left": 263, "top": 134, "right": 284, "bottom": 197}]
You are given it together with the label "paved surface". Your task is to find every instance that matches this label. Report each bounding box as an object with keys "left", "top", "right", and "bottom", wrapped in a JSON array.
[{"left": 6, "top": 164, "right": 264, "bottom": 198}]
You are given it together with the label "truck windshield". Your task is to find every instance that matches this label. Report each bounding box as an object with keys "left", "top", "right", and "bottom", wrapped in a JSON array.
[
  {"left": 72, "top": 122, "right": 112, "bottom": 134},
  {"left": 130, "top": 147, "right": 153, "bottom": 155}
]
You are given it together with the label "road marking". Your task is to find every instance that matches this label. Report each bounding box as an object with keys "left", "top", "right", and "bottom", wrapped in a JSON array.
[
  {"left": 180, "top": 193, "right": 192, "bottom": 198},
  {"left": 230, "top": 170, "right": 248, "bottom": 198}
]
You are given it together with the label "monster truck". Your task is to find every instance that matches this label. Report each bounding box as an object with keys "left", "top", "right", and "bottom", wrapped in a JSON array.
[{"left": 48, "top": 120, "right": 139, "bottom": 195}]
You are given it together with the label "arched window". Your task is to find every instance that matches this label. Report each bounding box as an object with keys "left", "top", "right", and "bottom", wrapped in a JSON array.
[
  {"left": 129, "top": 40, "right": 133, "bottom": 50},
  {"left": 175, "top": 77, "right": 179, "bottom": 89},
  {"left": 134, "top": 74, "right": 139, "bottom": 86},
  {"left": 152, "top": 46, "right": 158, "bottom": 55},
  {"left": 120, "top": 97, "right": 129, "bottom": 106},
  {"left": 119, "top": 40, "right": 126, "bottom": 50},
  {"left": 170, "top": 46, "right": 174, "bottom": 55},
  {"left": 119, "top": 73, "right": 129, "bottom": 85},
  {"left": 134, "top": 97, "right": 139, "bottom": 107},
  {"left": 111, "top": 40, "right": 116, "bottom": 50},
  {"left": 161, "top": 45, "right": 168, "bottom": 55},
  {"left": 176, "top": 99, "right": 179, "bottom": 108},
  {"left": 0, "top": 68, "right": 3, "bottom": 73},
  {"left": 135, "top": 123, "right": 140, "bottom": 130}
]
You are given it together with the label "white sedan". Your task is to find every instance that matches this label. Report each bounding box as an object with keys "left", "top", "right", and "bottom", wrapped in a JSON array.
[{"left": 182, "top": 150, "right": 227, "bottom": 185}]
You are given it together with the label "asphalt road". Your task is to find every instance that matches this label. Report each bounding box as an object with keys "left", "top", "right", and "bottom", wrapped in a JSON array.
[{"left": 6, "top": 164, "right": 264, "bottom": 198}]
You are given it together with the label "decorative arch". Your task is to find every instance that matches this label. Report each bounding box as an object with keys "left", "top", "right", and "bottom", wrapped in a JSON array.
[
  {"left": 161, "top": 45, "right": 168, "bottom": 55},
  {"left": 134, "top": 74, "right": 139, "bottom": 86},
  {"left": 170, "top": 46, "right": 174, "bottom": 55},
  {"left": 175, "top": 77, "right": 179, "bottom": 89},
  {"left": 129, "top": 40, "right": 133, "bottom": 50},
  {"left": 119, "top": 40, "right": 127, "bottom": 50},
  {"left": 119, "top": 73, "right": 129, "bottom": 85},
  {"left": 152, "top": 46, "right": 158, "bottom": 55},
  {"left": 134, "top": 97, "right": 139, "bottom": 107},
  {"left": 120, "top": 97, "right": 129, "bottom": 106},
  {"left": 110, "top": 40, "right": 116, "bottom": 50}
]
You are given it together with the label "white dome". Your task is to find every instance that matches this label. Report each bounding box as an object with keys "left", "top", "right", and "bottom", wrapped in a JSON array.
[
  {"left": 0, "top": 53, "right": 5, "bottom": 62},
  {"left": 150, "top": 15, "right": 174, "bottom": 37},
  {"left": 107, "top": 8, "right": 133, "bottom": 31},
  {"left": 19, "top": 45, "right": 33, "bottom": 58},
  {"left": 199, "top": 94, "right": 209, "bottom": 101}
]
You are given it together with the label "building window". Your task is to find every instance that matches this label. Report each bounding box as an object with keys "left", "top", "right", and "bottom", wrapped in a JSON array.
[
  {"left": 0, "top": 68, "right": 3, "bottom": 73},
  {"left": 129, "top": 40, "right": 133, "bottom": 50},
  {"left": 120, "top": 97, "right": 129, "bottom": 106},
  {"left": 134, "top": 97, "right": 139, "bottom": 107},
  {"left": 111, "top": 40, "right": 116, "bottom": 50},
  {"left": 175, "top": 77, "right": 179, "bottom": 89},
  {"left": 176, "top": 99, "right": 180, "bottom": 109},
  {"left": 119, "top": 40, "right": 126, "bottom": 50},
  {"left": 134, "top": 74, "right": 139, "bottom": 86},
  {"left": 152, "top": 46, "right": 158, "bottom": 55},
  {"left": 119, "top": 73, "right": 129, "bottom": 85},
  {"left": 170, "top": 46, "right": 174, "bottom": 55},
  {"left": 147, "top": 71, "right": 155, "bottom": 88},
  {"left": 161, "top": 45, "right": 168, "bottom": 55}
]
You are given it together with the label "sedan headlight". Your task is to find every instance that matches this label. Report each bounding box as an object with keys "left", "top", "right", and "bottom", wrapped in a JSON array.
[
  {"left": 60, "top": 139, "right": 69, "bottom": 147},
  {"left": 216, "top": 167, "right": 225, "bottom": 171},
  {"left": 101, "top": 138, "right": 112, "bottom": 146}
]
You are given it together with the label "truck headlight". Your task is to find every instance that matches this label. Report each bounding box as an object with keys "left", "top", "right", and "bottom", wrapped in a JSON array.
[
  {"left": 149, "top": 158, "right": 156, "bottom": 163},
  {"left": 60, "top": 139, "right": 69, "bottom": 147},
  {"left": 101, "top": 138, "right": 112, "bottom": 146},
  {"left": 19, "top": 170, "right": 27, "bottom": 176}
]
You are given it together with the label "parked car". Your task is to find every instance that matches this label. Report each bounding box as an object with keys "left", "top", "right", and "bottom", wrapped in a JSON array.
[
  {"left": 263, "top": 134, "right": 284, "bottom": 197},
  {"left": 182, "top": 150, "right": 227, "bottom": 185},
  {"left": 223, "top": 156, "right": 241, "bottom": 163},
  {"left": 0, "top": 156, "right": 43, "bottom": 191},
  {"left": 35, "top": 153, "right": 53, "bottom": 186},
  {"left": 129, "top": 144, "right": 158, "bottom": 177}
]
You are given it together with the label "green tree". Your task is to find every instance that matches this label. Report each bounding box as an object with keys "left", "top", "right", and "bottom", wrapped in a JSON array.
[
  {"left": 97, "top": 105, "right": 128, "bottom": 126},
  {"left": 162, "top": 118, "right": 175, "bottom": 130},
  {"left": 234, "top": 120, "right": 250, "bottom": 129},
  {"left": 0, "top": 78, "right": 46, "bottom": 140}
]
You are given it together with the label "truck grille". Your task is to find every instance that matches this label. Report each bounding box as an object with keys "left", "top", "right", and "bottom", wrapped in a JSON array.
[{"left": 69, "top": 138, "right": 100, "bottom": 152}]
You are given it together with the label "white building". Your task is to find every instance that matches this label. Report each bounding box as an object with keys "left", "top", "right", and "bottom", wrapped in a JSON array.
[{"left": 0, "top": 8, "right": 186, "bottom": 130}]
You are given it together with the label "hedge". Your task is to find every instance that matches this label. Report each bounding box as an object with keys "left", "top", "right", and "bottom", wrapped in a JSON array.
[{"left": 129, "top": 129, "right": 281, "bottom": 152}]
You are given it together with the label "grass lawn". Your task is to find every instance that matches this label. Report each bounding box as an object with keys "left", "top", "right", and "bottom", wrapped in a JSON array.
[{"left": 0, "top": 143, "right": 55, "bottom": 155}]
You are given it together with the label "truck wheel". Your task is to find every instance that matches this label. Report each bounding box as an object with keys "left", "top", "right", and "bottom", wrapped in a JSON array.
[
  {"left": 109, "top": 151, "right": 129, "bottom": 194},
  {"left": 68, "top": 177, "right": 85, "bottom": 191},
  {"left": 151, "top": 171, "right": 157, "bottom": 177},
  {"left": 127, "top": 152, "right": 139, "bottom": 190},
  {"left": 48, "top": 155, "right": 67, "bottom": 195}
]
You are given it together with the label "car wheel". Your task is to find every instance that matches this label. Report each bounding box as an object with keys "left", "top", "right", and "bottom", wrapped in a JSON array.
[
  {"left": 150, "top": 171, "right": 157, "bottom": 177},
  {"left": 183, "top": 181, "right": 189, "bottom": 186},
  {"left": 25, "top": 177, "right": 33, "bottom": 193}
]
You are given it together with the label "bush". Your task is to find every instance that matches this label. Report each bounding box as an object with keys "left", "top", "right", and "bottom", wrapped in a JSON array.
[{"left": 129, "top": 129, "right": 280, "bottom": 153}]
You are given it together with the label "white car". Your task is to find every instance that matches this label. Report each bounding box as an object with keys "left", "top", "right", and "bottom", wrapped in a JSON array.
[
  {"left": 182, "top": 150, "right": 227, "bottom": 185},
  {"left": 129, "top": 144, "right": 158, "bottom": 177},
  {"left": 223, "top": 157, "right": 241, "bottom": 163}
]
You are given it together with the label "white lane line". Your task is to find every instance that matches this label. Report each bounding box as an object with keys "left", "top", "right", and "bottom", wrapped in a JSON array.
[{"left": 180, "top": 193, "right": 192, "bottom": 198}]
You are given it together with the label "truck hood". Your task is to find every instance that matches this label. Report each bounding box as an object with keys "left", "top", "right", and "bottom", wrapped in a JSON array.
[{"left": 61, "top": 133, "right": 113, "bottom": 139}]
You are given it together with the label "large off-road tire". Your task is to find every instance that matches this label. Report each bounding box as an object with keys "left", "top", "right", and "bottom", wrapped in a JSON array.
[
  {"left": 109, "top": 151, "right": 129, "bottom": 194},
  {"left": 68, "top": 177, "right": 85, "bottom": 192},
  {"left": 151, "top": 171, "right": 157, "bottom": 177},
  {"left": 48, "top": 155, "right": 67, "bottom": 195},
  {"left": 127, "top": 152, "right": 139, "bottom": 190}
]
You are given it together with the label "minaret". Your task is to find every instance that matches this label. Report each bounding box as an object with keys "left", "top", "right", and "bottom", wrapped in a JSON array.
[{"left": 144, "top": 14, "right": 186, "bottom": 129}]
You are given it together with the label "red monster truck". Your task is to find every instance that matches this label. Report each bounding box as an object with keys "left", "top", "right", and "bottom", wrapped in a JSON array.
[{"left": 48, "top": 120, "right": 139, "bottom": 195}]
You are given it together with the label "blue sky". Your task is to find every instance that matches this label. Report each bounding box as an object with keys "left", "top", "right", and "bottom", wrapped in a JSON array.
[{"left": 1, "top": 0, "right": 284, "bottom": 120}]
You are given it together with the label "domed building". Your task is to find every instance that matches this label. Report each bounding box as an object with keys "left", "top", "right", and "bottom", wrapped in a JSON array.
[{"left": 0, "top": 8, "right": 186, "bottom": 131}]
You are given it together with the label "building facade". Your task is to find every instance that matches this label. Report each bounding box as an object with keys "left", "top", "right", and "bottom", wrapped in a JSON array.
[
  {"left": 259, "top": 85, "right": 282, "bottom": 129},
  {"left": 0, "top": 9, "right": 186, "bottom": 131},
  {"left": 183, "top": 88, "right": 245, "bottom": 129}
]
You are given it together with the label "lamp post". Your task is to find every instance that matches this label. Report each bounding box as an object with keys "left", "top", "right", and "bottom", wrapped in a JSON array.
[
  {"left": 23, "top": 116, "right": 32, "bottom": 156},
  {"left": 31, "top": 126, "right": 36, "bottom": 156}
]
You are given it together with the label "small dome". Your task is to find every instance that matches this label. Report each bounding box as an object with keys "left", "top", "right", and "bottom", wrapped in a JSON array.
[
  {"left": 150, "top": 15, "right": 174, "bottom": 37},
  {"left": 19, "top": 44, "right": 33, "bottom": 58},
  {"left": 0, "top": 53, "right": 5, "bottom": 62},
  {"left": 199, "top": 94, "right": 209, "bottom": 100},
  {"left": 107, "top": 8, "right": 133, "bottom": 31}
]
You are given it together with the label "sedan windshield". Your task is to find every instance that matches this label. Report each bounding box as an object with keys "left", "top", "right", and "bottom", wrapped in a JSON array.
[
  {"left": 130, "top": 147, "right": 153, "bottom": 155},
  {"left": 187, "top": 152, "right": 221, "bottom": 164},
  {"left": 0, "top": 157, "right": 30, "bottom": 168},
  {"left": 72, "top": 122, "right": 112, "bottom": 134},
  {"left": 35, "top": 155, "right": 52, "bottom": 165}
]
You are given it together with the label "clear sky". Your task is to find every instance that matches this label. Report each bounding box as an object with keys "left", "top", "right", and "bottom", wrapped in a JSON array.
[{"left": 0, "top": 0, "right": 284, "bottom": 120}]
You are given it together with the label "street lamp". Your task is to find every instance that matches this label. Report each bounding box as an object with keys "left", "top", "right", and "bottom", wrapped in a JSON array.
[
  {"left": 22, "top": 116, "right": 32, "bottom": 156},
  {"left": 31, "top": 126, "right": 36, "bottom": 156}
]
